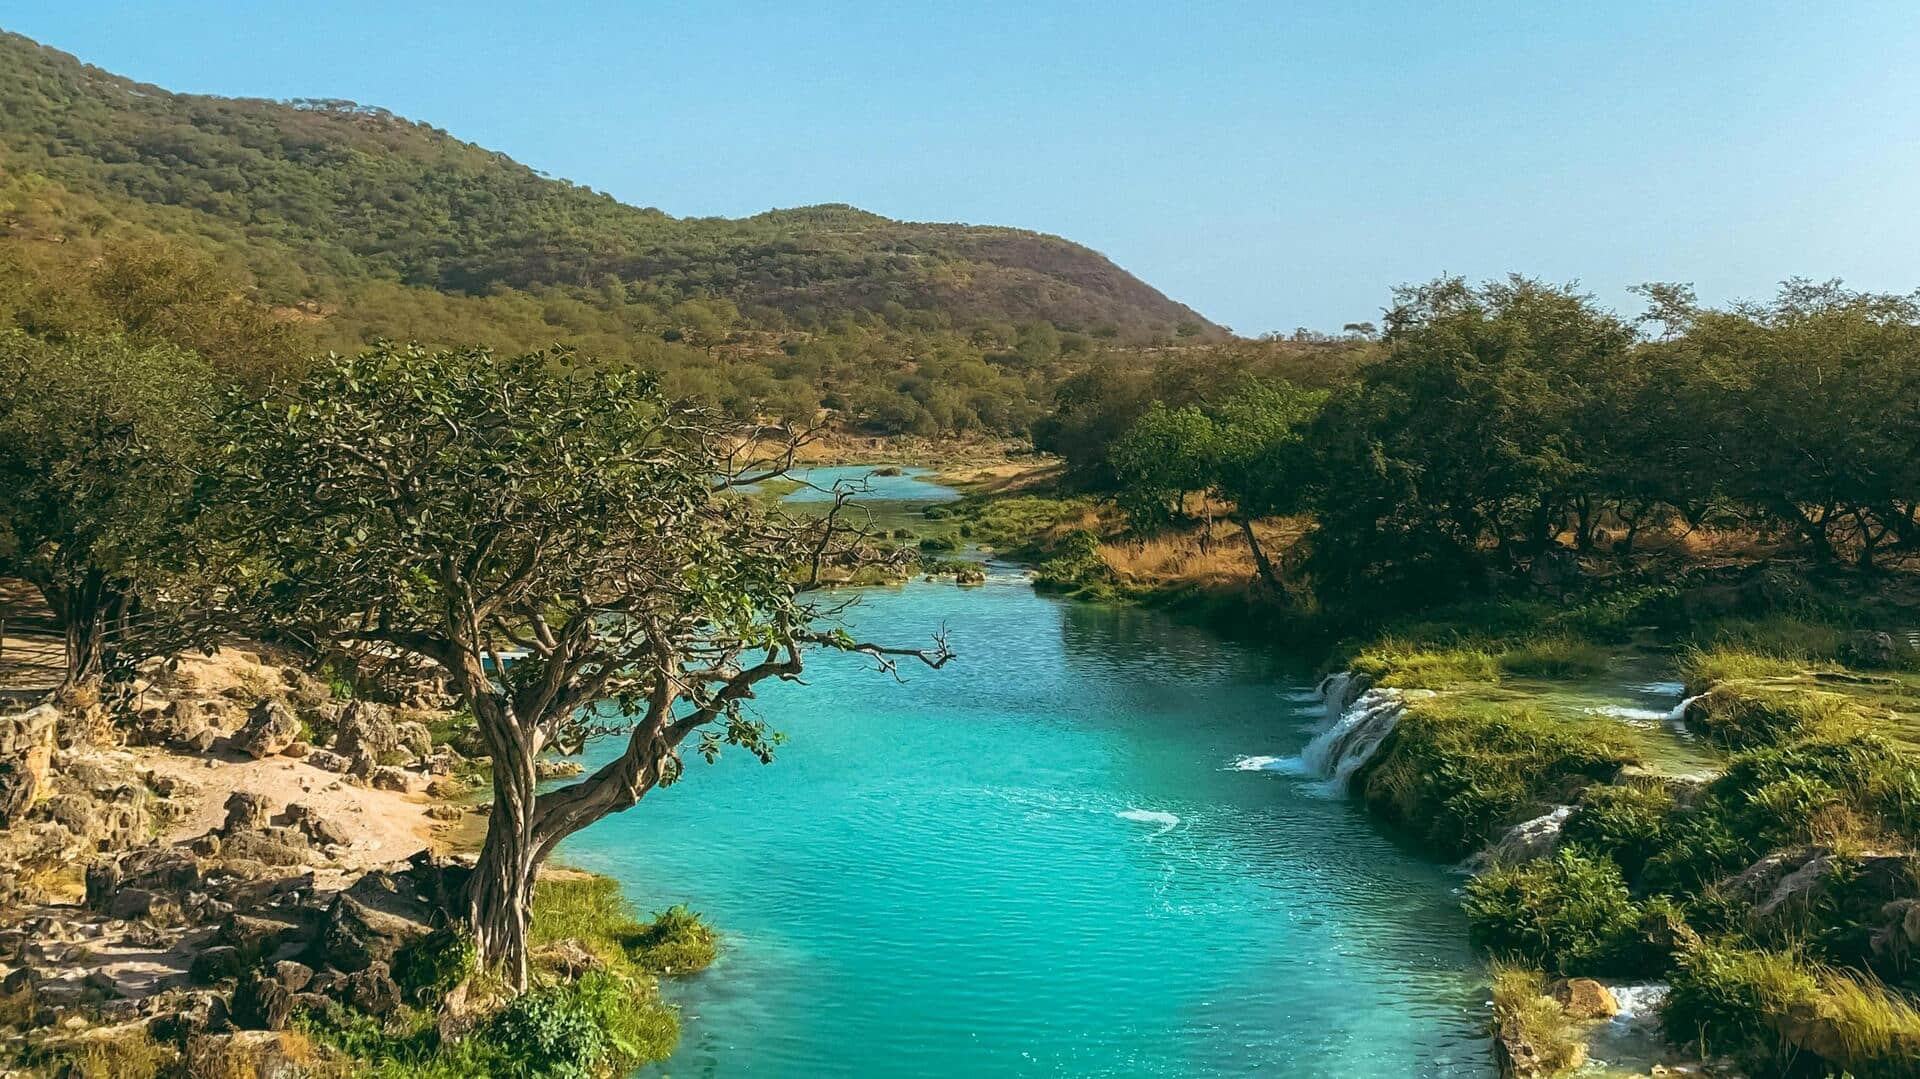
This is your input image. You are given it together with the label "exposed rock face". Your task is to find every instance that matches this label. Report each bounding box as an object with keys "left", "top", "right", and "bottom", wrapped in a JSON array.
[
  {"left": 0, "top": 703, "right": 59, "bottom": 827},
  {"left": 235, "top": 701, "right": 300, "bottom": 759},
  {"left": 222, "top": 790, "right": 274, "bottom": 834}
]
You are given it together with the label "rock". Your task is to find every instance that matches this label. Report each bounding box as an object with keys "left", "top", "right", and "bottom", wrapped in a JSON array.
[
  {"left": 189, "top": 945, "right": 249, "bottom": 984},
  {"left": 1842, "top": 630, "right": 1905, "bottom": 669},
  {"left": 223, "top": 790, "right": 274, "bottom": 834},
  {"left": 333, "top": 700, "right": 400, "bottom": 763},
  {"left": 105, "top": 887, "right": 161, "bottom": 920},
  {"left": 1470, "top": 806, "right": 1572, "bottom": 872},
  {"left": 344, "top": 961, "right": 402, "bottom": 1015},
  {"left": 535, "top": 759, "right": 585, "bottom": 780},
  {"left": 235, "top": 701, "right": 300, "bottom": 759},
  {"left": 370, "top": 765, "right": 414, "bottom": 792},
  {"left": 1550, "top": 977, "right": 1619, "bottom": 1019},
  {"left": 532, "top": 938, "right": 604, "bottom": 979},
  {"left": 425, "top": 776, "right": 472, "bottom": 800},
  {"left": 3, "top": 966, "right": 33, "bottom": 993},
  {"left": 283, "top": 802, "right": 351, "bottom": 848},
  {"left": 281, "top": 740, "right": 311, "bottom": 758},
  {"left": 218, "top": 830, "right": 312, "bottom": 867},
  {"left": 271, "top": 960, "right": 313, "bottom": 993},
  {"left": 322, "top": 894, "right": 430, "bottom": 972},
  {"left": 220, "top": 913, "right": 303, "bottom": 958},
  {"left": 0, "top": 703, "right": 59, "bottom": 827},
  {"left": 232, "top": 969, "right": 295, "bottom": 1030},
  {"left": 304, "top": 749, "right": 349, "bottom": 773},
  {"left": 425, "top": 804, "right": 464, "bottom": 822},
  {"left": 395, "top": 721, "right": 433, "bottom": 760}
]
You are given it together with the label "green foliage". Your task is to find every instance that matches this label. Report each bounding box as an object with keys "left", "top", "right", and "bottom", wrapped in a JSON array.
[
  {"left": 0, "top": 329, "right": 218, "bottom": 682},
  {"left": 392, "top": 928, "right": 476, "bottom": 1006},
  {"left": 1108, "top": 403, "right": 1219, "bottom": 529},
  {"left": 532, "top": 876, "right": 719, "bottom": 978},
  {"left": 1560, "top": 782, "right": 1677, "bottom": 882},
  {"left": 1356, "top": 700, "right": 1640, "bottom": 855},
  {"left": 1496, "top": 636, "right": 1611, "bottom": 679},
  {"left": 625, "top": 904, "right": 721, "bottom": 976},
  {"left": 1464, "top": 850, "right": 1643, "bottom": 974},
  {"left": 1662, "top": 944, "right": 1823, "bottom": 1070},
  {"left": 1683, "top": 686, "right": 1867, "bottom": 750},
  {"left": 1347, "top": 638, "right": 1501, "bottom": 689}
]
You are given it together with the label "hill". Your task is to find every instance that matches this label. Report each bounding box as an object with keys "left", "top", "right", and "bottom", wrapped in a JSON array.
[{"left": 0, "top": 30, "right": 1218, "bottom": 347}]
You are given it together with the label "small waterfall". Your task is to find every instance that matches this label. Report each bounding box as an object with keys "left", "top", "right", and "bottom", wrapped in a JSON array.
[
  {"left": 1315, "top": 670, "right": 1373, "bottom": 727},
  {"left": 1301, "top": 688, "right": 1410, "bottom": 789},
  {"left": 1666, "top": 693, "right": 1703, "bottom": 724}
]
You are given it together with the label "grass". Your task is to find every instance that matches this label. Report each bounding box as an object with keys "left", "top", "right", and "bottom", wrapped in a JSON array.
[
  {"left": 1818, "top": 968, "right": 1920, "bottom": 1075},
  {"left": 1497, "top": 636, "right": 1611, "bottom": 680},
  {"left": 1682, "top": 684, "right": 1869, "bottom": 749},
  {"left": 1356, "top": 698, "right": 1642, "bottom": 855},
  {"left": 1465, "top": 850, "right": 1645, "bottom": 975},
  {"left": 531, "top": 874, "right": 719, "bottom": 978},
  {"left": 1348, "top": 638, "right": 1501, "bottom": 689},
  {"left": 1662, "top": 943, "right": 1824, "bottom": 1067},
  {"left": 1678, "top": 646, "right": 1811, "bottom": 693},
  {"left": 1488, "top": 963, "right": 1586, "bottom": 1078}
]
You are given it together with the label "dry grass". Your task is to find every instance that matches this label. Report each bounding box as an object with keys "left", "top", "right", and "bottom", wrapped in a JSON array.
[
  {"left": 1097, "top": 517, "right": 1306, "bottom": 588},
  {"left": 1489, "top": 963, "right": 1585, "bottom": 1077}
]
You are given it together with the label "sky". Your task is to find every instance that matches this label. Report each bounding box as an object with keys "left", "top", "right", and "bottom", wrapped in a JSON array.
[{"left": 7, "top": 2, "right": 1920, "bottom": 334}]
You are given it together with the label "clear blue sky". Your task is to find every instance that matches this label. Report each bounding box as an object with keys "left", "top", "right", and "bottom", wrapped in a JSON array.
[{"left": 8, "top": 2, "right": 1920, "bottom": 333}]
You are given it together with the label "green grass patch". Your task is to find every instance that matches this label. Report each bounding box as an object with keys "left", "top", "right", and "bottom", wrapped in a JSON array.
[
  {"left": 1662, "top": 943, "right": 1823, "bottom": 1070},
  {"left": 1348, "top": 638, "right": 1501, "bottom": 689},
  {"left": 1497, "top": 636, "right": 1611, "bottom": 680},
  {"left": 1683, "top": 684, "right": 1869, "bottom": 750},
  {"left": 1355, "top": 699, "right": 1642, "bottom": 856},
  {"left": 531, "top": 875, "right": 719, "bottom": 978}
]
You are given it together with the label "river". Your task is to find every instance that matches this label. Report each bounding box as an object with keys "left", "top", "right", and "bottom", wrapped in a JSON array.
[{"left": 560, "top": 470, "right": 1494, "bottom": 1077}]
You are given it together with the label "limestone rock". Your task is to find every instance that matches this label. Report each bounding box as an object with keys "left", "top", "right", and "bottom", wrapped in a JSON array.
[
  {"left": 235, "top": 701, "right": 300, "bottom": 759},
  {"left": 395, "top": 720, "right": 433, "bottom": 760},
  {"left": 1550, "top": 977, "right": 1619, "bottom": 1020},
  {"left": 304, "top": 749, "right": 349, "bottom": 773},
  {"left": 222, "top": 790, "right": 274, "bottom": 834},
  {"left": 332, "top": 700, "right": 400, "bottom": 763},
  {"left": 0, "top": 703, "right": 59, "bottom": 827}
]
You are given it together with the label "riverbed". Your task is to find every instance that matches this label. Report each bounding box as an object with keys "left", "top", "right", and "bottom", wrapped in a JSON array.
[{"left": 561, "top": 470, "right": 1495, "bottom": 1076}]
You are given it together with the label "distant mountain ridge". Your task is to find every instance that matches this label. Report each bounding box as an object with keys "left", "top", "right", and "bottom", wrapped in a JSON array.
[{"left": 0, "top": 29, "right": 1220, "bottom": 341}]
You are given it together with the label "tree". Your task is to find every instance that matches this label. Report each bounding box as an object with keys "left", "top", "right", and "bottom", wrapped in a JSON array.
[
  {"left": 1210, "top": 381, "right": 1326, "bottom": 587},
  {"left": 0, "top": 331, "right": 214, "bottom": 688},
  {"left": 215, "top": 343, "right": 949, "bottom": 987},
  {"left": 1107, "top": 403, "right": 1219, "bottom": 529}
]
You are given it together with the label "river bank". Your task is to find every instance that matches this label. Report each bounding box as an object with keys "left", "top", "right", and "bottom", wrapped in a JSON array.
[{"left": 0, "top": 638, "right": 712, "bottom": 1079}]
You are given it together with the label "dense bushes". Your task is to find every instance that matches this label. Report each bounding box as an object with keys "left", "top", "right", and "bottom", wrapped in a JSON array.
[{"left": 1465, "top": 850, "right": 1644, "bottom": 974}]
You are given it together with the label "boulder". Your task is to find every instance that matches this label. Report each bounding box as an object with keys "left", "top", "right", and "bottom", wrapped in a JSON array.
[
  {"left": 371, "top": 766, "right": 415, "bottom": 793},
  {"left": 271, "top": 960, "right": 313, "bottom": 993},
  {"left": 332, "top": 701, "right": 400, "bottom": 763},
  {"left": 223, "top": 790, "right": 274, "bottom": 834},
  {"left": 303, "top": 749, "right": 349, "bottom": 773},
  {"left": 281, "top": 740, "right": 311, "bottom": 758},
  {"left": 231, "top": 969, "right": 295, "bottom": 1031},
  {"left": 218, "top": 830, "right": 312, "bottom": 867},
  {"left": 0, "top": 703, "right": 59, "bottom": 827},
  {"left": 1842, "top": 630, "right": 1906, "bottom": 669},
  {"left": 395, "top": 721, "right": 434, "bottom": 760},
  {"left": 1549, "top": 977, "right": 1619, "bottom": 1020},
  {"left": 535, "top": 759, "right": 585, "bottom": 780},
  {"left": 283, "top": 802, "right": 351, "bottom": 848},
  {"left": 235, "top": 701, "right": 300, "bottom": 759},
  {"left": 1470, "top": 806, "right": 1572, "bottom": 872},
  {"left": 322, "top": 894, "right": 430, "bottom": 972},
  {"left": 344, "top": 961, "right": 402, "bottom": 1015}
]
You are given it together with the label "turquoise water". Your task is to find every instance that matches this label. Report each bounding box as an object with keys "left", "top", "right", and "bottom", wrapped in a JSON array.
[
  {"left": 773, "top": 465, "right": 961, "bottom": 503},
  {"left": 561, "top": 571, "right": 1493, "bottom": 1077}
]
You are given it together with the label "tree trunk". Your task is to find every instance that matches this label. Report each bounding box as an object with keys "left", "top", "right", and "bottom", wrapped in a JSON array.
[
  {"left": 62, "top": 614, "right": 104, "bottom": 690},
  {"left": 1237, "top": 516, "right": 1280, "bottom": 590},
  {"left": 462, "top": 680, "right": 543, "bottom": 988}
]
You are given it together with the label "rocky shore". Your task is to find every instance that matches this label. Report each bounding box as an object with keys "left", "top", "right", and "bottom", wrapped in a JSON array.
[{"left": 0, "top": 647, "right": 492, "bottom": 1075}]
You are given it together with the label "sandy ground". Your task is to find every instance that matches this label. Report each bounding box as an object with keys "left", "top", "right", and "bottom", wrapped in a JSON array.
[{"left": 139, "top": 748, "right": 443, "bottom": 871}]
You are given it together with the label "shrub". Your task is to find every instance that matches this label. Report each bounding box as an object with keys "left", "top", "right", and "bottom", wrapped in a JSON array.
[
  {"left": 1357, "top": 700, "right": 1640, "bottom": 856},
  {"left": 1683, "top": 686, "right": 1863, "bottom": 750},
  {"left": 392, "top": 927, "right": 476, "bottom": 1006},
  {"left": 1560, "top": 782, "right": 1676, "bottom": 883},
  {"left": 487, "top": 976, "right": 617, "bottom": 1079},
  {"left": 1662, "top": 944, "right": 1822, "bottom": 1071},
  {"left": 626, "top": 904, "right": 719, "bottom": 975},
  {"left": 917, "top": 535, "right": 958, "bottom": 552},
  {"left": 1348, "top": 638, "right": 1500, "bottom": 689},
  {"left": 1464, "top": 850, "right": 1643, "bottom": 974}
]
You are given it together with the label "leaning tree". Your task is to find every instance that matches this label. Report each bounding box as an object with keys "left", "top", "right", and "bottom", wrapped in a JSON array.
[{"left": 217, "top": 342, "right": 949, "bottom": 985}]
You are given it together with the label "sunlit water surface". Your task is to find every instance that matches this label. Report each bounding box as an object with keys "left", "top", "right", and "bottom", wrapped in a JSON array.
[{"left": 562, "top": 565, "right": 1495, "bottom": 1076}]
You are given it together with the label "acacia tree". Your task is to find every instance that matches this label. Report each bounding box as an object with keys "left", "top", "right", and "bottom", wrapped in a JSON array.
[
  {"left": 217, "top": 343, "right": 949, "bottom": 986},
  {"left": 0, "top": 331, "right": 214, "bottom": 689}
]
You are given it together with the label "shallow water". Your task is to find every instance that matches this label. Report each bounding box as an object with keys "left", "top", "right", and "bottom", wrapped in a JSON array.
[
  {"left": 561, "top": 573, "right": 1494, "bottom": 1076},
  {"left": 774, "top": 464, "right": 961, "bottom": 503}
]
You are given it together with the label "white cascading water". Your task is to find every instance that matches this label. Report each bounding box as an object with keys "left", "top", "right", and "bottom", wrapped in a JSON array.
[{"left": 1301, "top": 678, "right": 1414, "bottom": 790}]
